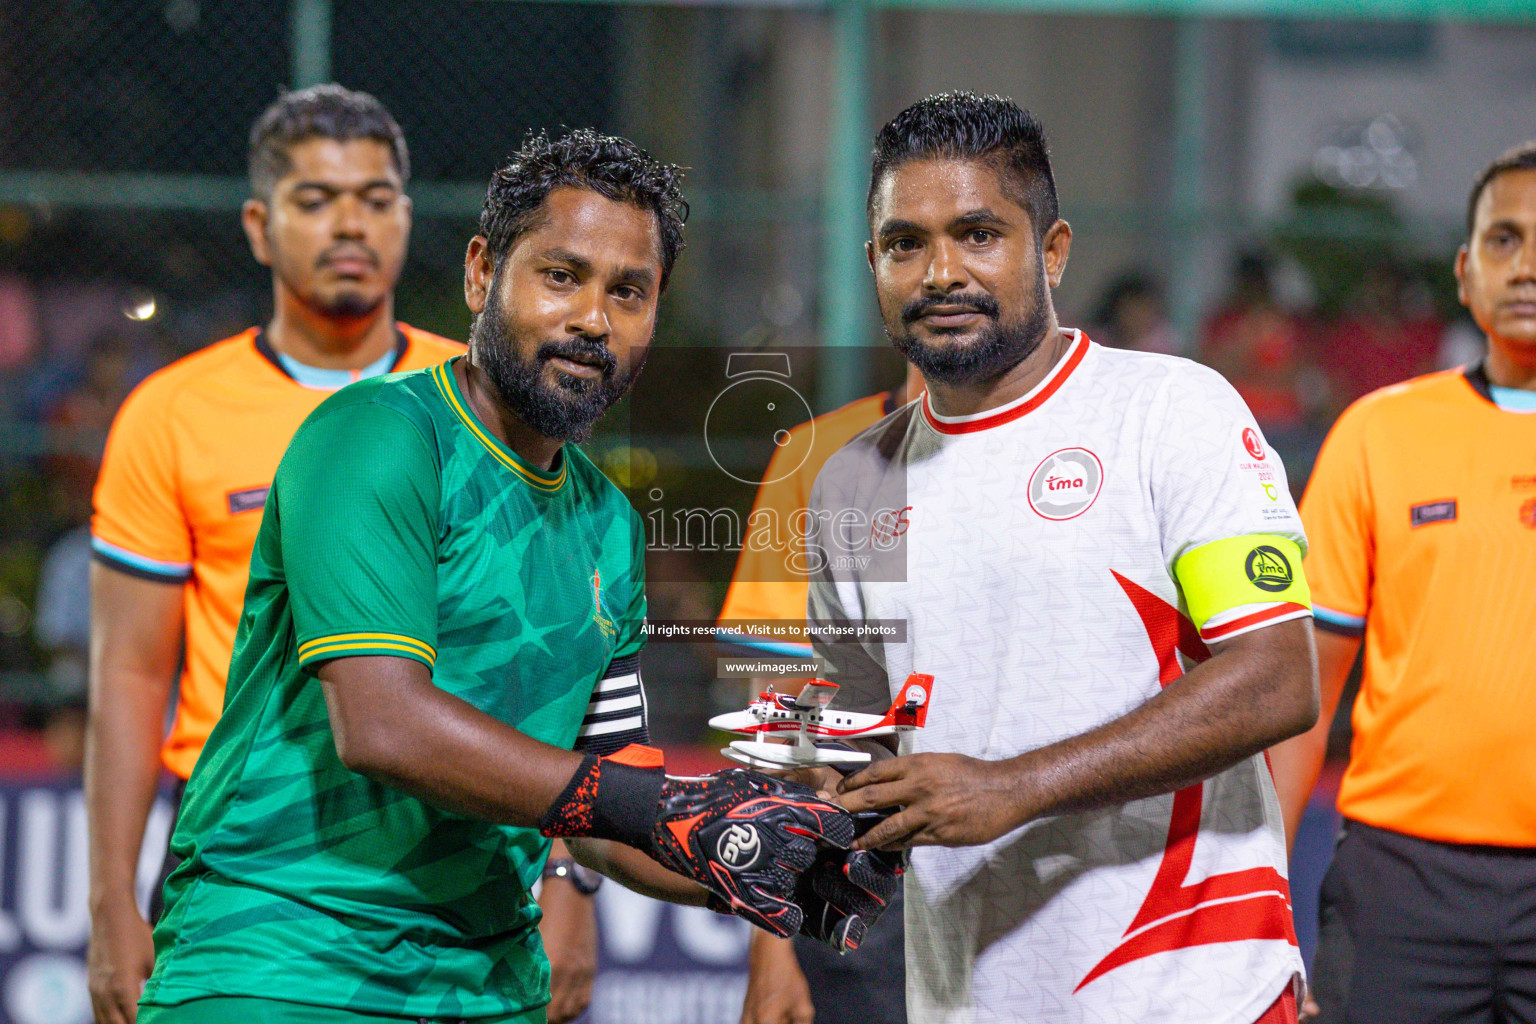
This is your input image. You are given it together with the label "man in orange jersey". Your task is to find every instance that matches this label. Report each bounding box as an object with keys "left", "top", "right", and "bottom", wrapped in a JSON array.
[
  {"left": 83, "top": 86, "right": 474, "bottom": 1024},
  {"left": 720, "top": 365, "right": 922, "bottom": 1024},
  {"left": 1270, "top": 141, "right": 1536, "bottom": 1024}
]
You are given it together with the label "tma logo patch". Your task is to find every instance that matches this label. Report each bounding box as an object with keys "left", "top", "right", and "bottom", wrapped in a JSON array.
[
  {"left": 1028, "top": 447, "right": 1104, "bottom": 520},
  {"left": 1245, "top": 546, "right": 1293, "bottom": 592}
]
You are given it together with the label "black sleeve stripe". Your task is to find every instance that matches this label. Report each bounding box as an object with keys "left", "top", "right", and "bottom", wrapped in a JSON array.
[
  {"left": 603, "top": 654, "right": 641, "bottom": 678},
  {"left": 1314, "top": 618, "right": 1365, "bottom": 638},
  {"left": 582, "top": 706, "right": 646, "bottom": 727},
  {"left": 575, "top": 725, "right": 650, "bottom": 756},
  {"left": 91, "top": 550, "right": 190, "bottom": 584},
  {"left": 586, "top": 684, "right": 641, "bottom": 703}
]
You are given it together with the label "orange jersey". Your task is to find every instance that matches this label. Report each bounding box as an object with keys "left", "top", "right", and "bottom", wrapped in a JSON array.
[
  {"left": 1301, "top": 365, "right": 1536, "bottom": 845},
  {"left": 92, "top": 324, "right": 464, "bottom": 779},
  {"left": 718, "top": 391, "right": 898, "bottom": 655}
]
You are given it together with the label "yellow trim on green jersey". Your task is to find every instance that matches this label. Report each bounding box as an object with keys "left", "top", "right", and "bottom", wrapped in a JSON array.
[
  {"left": 1174, "top": 534, "right": 1311, "bottom": 630},
  {"left": 430, "top": 362, "right": 566, "bottom": 492},
  {"left": 297, "top": 632, "right": 436, "bottom": 665}
]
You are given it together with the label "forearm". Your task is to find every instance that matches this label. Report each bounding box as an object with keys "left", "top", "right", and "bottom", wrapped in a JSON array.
[
  {"left": 1268, "top": 717, "right": 1331, "bottom": 848},
  {"left": 1270, "top": 628, "right": 1361, "bottom": 848},
  {"left": 1004, "top": 623, "right": 1318, "bottom": 826},
  {"left": 322, "top": 660, "right": 584, "bottom": 828},
  {"left": 567, "top": 837, "right": 708, "bottom": 906},
  {"left": 85, "top": 670, "right": 172, "bottom": 908},
  {"left": 87, "top": 565, "right": 183, "bottom": 912}
]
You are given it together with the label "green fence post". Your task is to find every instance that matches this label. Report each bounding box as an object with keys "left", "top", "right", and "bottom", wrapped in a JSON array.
[
  {"left": 818, "top": 0, "right": 874, "bottom": 411},
  {"left": 290, "top": 0, "right": 333, "bottom": 88},
  {"left": 1168, "top": 15, "right": 1208, "bottom": 354}
]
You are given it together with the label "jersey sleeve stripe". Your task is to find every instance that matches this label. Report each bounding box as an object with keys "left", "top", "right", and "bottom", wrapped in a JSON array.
[
  {"left": 578, "top": 716, "right": 646, "bottom": 738},
  {"left": 296, "top": 641, "right": 436, "bottom": 666},
  {"left": 90, "top": 536, "right": 192, "bottom": 581},
  {"left": 603, "top": 654, "right": 641, "bottom": 677},
  {"left": 1199, "top": 602, "right": 1311, "bottom": 642},
  {"left": 713, "top": 628, "right": 816, "bottom": 658},
  {"left": 1313, "top": 604, "right": 1367, "bottom": 636},
  {"left": 574, "top": 726, "right": 649, "bottom": 756},
  {"left": 592, "top": 673, "right": 640, "bottom": 695},
  {"left": 298, "top": 633, "right": 435, "bottom": 659},
  {"left": 583, "top": 684, "right": 638, "bottom": 709},
  {"left": 585, "top": 693, "right": 644, "bottom": 717}
]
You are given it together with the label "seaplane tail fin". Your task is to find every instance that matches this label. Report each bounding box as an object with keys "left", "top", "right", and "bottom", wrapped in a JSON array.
[{"left": 882, "top": 674, "right": 934, "bottom": 729}]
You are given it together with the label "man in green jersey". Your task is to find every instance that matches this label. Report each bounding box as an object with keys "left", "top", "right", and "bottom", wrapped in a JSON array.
[{"left": 136, "top": 130, "right": 897, "bottom": 1024}]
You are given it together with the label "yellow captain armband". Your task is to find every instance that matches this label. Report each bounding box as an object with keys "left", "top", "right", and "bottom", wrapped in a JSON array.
[{"left": 1173, "top": 534, "right": 1312, "bottom": 643}]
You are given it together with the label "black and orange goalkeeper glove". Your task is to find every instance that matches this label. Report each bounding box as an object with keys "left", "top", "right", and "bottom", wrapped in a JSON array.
[
  {"left": 794, "top": 810, "right": 904, "bottom": 953},
  {"left": 539, "top": 745, "right": 854, "bottom": 938}
]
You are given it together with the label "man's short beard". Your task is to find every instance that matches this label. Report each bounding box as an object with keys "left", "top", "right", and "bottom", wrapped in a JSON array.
[
  {"left": 277, "top": 261, "right": 383, "bottom": 320},
  {"left": 470, "top": 282, "right": 644, "bottom": 444},
  {"left": 886, "top": 259, "right": 1051, "bottom": 386},
  {"left": 316, "top": 290, "right": 383, "bottom": 319}
]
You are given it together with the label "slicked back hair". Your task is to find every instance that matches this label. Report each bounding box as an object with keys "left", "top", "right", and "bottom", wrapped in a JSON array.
[
  {"left": 868, "top": 92, "right": 1058, "bottom": 242},
  {"left": 479, "top": 129, "right": 689, "bottom": 290},
  {"left": 1467, "top": 141, "right": 1536, "bottom": 238},
  {"left": 248, "top": 84, "right": 408, "bottom": 200}
]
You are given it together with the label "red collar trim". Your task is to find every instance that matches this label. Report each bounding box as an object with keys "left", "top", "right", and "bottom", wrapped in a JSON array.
[{"left": 921, "top": 331, "right": 1090, "bottom": 435}]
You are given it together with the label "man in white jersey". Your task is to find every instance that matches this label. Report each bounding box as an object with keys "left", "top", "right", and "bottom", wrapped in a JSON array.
[{"left": 801, "top": 93, "right": 1320, "bottom": 1024}]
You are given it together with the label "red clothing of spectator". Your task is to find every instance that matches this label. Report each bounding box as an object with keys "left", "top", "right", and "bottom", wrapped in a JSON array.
[{"left": 1200, "top": 303, "right": 1307, "bottom": 429}]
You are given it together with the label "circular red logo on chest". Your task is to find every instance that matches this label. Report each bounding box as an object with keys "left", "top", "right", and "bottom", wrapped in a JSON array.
[{"left": 1242, "top": 428, "right": 1266, "bottom": 461}]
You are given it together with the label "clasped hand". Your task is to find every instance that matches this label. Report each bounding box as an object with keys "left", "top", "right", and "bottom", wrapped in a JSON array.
[{"left": 795, "top": 753, "right": 1029, "bottom": 852}]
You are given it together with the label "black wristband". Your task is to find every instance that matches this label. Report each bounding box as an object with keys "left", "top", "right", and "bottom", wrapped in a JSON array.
[{"left": 539, "top": 746, "right": 666, "bottom": 852}]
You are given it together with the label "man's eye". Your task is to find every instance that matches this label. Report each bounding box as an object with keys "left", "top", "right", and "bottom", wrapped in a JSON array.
[
  {"left": 614, "top": 286, "right": 643, "bottom": 302},
  {"left": 890, "top": 238, "right": 918, "bottom": 253},
  {"left": 295, "top": 198, "right": 325, "bottom": 212},
  {"left": 966, "top": 229, "right": 994, "bottom": 244},
  {"left": 547, "top": 269, "right": 574, "bottom": 285}
]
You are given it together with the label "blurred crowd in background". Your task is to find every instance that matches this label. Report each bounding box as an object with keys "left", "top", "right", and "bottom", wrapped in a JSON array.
[{"left": 0, "top": 215, "right": 1482, "bottom": 774}]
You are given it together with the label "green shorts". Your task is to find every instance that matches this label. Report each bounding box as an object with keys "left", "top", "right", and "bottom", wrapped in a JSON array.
[{"left": 138, "top": 997, "right": 545, "bottom": 1024}]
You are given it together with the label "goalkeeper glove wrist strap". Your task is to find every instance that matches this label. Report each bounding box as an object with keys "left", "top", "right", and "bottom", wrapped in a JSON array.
[{"left": 539, "top": 745, "right": 665, "bottom": 851}]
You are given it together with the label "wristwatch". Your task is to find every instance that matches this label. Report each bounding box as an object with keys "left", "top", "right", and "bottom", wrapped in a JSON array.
[{"left": 542, "top": 858, "right": 603, "bottom": 895}]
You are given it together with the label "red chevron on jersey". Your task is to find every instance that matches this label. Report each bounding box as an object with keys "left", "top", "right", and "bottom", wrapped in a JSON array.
[{"left": 1077, "top": 574, "right": 1298, "bottom": 991}]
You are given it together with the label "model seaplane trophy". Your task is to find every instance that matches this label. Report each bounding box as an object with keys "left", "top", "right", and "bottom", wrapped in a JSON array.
[{"left": 708, "top": 674, "right": 934, "bottom": 769}]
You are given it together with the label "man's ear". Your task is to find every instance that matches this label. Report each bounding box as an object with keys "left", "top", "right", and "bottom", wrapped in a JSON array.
[
  {"left": 464, "top": 235, "right": 493, "bottom": 315},
  {"left": 1453, "top": 243, "right": 1470, "bottom": 308},
  {"left": 866, "top": 239, "right": 876, "bottom": 274},
  {"left": 242, "top": 199, "right": 272, "bottom": 267},
  {"left": 1042, "top": 220, "right": 1072, "bottom": 289}
]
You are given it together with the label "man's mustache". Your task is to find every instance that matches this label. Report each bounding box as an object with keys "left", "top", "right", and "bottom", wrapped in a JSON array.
[
  {"left": 901, "top": 292, "right": 1000, "bottom": 325},
  {"left": 316, "top": 244, "right": 381, "bottom": 269},
  {"left": 537, "top": 338, "right": 618, "bottom": 378}
]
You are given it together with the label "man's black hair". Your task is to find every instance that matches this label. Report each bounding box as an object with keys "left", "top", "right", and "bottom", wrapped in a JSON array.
[
  {"left": 1467, "top": 140, "right": 1536, "bottom": 238},
  {"left": 867, "top": 92, "right": 1059, "bottom": 241},
  {"left": 248, "top": 84, "right": 408, "bottom": 199},
  {"left": 479, "top": 129, "right": 689, "bottom": 289}
]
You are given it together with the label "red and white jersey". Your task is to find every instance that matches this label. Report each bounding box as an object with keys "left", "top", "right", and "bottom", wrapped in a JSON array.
[{"left": 808, "top": 331, "right": 1307, "bottom": 1024}]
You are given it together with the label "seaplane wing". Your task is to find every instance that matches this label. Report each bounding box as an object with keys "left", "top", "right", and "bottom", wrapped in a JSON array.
[{"left": 791, "top": 679, "right": 840, "bottom": 710}]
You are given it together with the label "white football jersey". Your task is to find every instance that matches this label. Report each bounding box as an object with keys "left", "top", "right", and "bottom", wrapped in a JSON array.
[{"left": 807, "top": 331, "right": 1308, "bottom": 1024}]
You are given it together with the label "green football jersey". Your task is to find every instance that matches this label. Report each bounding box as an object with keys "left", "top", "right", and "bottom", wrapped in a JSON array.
[{"left": 141, "top": 359, "right": 647, "bottom": 1020}]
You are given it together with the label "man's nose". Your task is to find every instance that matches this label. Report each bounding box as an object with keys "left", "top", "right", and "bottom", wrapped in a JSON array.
[
  {"left": 332, "top": 195, "right": 366, "bottom": 238},
  {"left": 568, "top": 287, "right": 611, "bottom": 338},
  {"left": 923, "top": 238, "right": 967, "bottom": 293}
]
